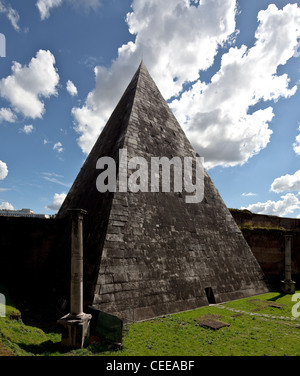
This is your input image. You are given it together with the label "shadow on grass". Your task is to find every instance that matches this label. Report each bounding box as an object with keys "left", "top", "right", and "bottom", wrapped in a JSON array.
[
  {"left": 18, "top": 338, "right": 116, "bottom": 356},
  {"left": 267, "top": 293, "right": 286, "bottom": 302},
  {"left": 18, "top": 340, "right": 70, "bottom": 356}
]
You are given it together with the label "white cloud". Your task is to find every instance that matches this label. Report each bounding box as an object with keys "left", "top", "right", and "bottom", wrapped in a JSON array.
[
  {"left": 242, "top": 193, "right": 300, "bottom": 217},
  {"left": 42, "top": 172, "right": 71, "bottom": 187},
  {"left": 72, "top": 0, "right": 237, "bottom": 154},
  {"left": 72, "top": 1, "right": 300, "bottom": 169},
  {"left": 43, "top": 177, "right": 70, "bottom": 187},
  {"left": 0, "top": 201, "right": 14, "bottom": 210},
  {"left": 271, "top": 170, "right": 300, "bottom": 194},
  {"left": 46, "top": 192, "right": 66, "bottom": 211},
  {"left": 53, "top": 142, "right": 63, "bottom": 153},
  {"left": 0, "top": 107, "right": 16, "bottom": 123},
  {"left": 293, "top": 132, "right": 300, "bottom": 156},
  {"left": 0, "top": 160, "right": 8, "bottom": 180},
  {"left": 242, "top": 192, "right": 257, "bottom": 197},
  {"left": 172, "top": 3, "right": 300, "bottom": 168},
  {"left": 66, "top": 80, "right": 78, "bottom": 96},
  {"left": 36, "top": 0, "right": 101, "bottom": 20},
  {"left": 0, "top": 1, "right": 20, "bottom": 31},
  {"left": 0, "top": 49, "right": 59, "bottom": 119},
  {"left": 253, "top": 169, "right": 300, "bottom": 218},
  {"left": 36, "top": 0, "right": 62, "bottom": 20},
  {"left": 43, "top": 172, "right": 63, "bottom": 178},
  {"left": 19, "top": 125, "right": 34, "bottom": 134}
]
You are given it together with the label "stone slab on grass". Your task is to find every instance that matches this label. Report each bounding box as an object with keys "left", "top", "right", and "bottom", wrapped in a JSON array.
[{"left": 195, "top": 315, "right": 230, "bottom": 330}]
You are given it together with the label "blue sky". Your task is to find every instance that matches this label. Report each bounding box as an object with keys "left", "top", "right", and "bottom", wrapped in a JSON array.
[{"left": 0, "top": 0, "right": 300, "bottom": 218}]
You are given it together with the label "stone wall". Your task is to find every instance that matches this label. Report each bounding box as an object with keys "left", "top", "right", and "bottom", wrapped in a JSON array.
[
  {"left": 0, "top": 216, "right": 62, "bottom": 298},
  {"left": 0, "top": 210, "right": 299, "bottom": 311},
  {"left": 229, "top": 209, "right": 300, "bottom": 288}
]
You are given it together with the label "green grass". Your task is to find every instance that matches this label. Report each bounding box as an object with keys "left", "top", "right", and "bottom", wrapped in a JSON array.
[
  {"left": 1, "top": 286, "right": 300, "bottom": 356},
  {"left": 116, "top": 292, "right": 300, "bottom": 356}
]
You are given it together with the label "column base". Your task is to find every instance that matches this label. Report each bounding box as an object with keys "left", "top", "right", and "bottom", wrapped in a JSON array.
[
  {"left": 280, "top": 280, "right": 296, "bottom": 295},
  {"left": 57, "top": 312, "right": 92, "bottom": 349}
]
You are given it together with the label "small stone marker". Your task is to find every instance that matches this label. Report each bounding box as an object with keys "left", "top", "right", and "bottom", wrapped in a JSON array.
[
  {"left": 199, "top": 319, "right": 230, "bottom": 330},
  {"left": 268, "top": 302, "right": 285, "bottom": 309},
  {"left": 195, "top": 315, "right": 230, "bottom": 330}
]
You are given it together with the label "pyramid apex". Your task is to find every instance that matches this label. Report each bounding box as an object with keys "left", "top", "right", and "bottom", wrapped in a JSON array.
[{"left": 136, "top": 59, "right": 149, "bottom": 74}]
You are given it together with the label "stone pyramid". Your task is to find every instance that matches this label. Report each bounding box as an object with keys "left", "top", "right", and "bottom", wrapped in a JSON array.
[{"left": 57, "top": 62, "right": 268, "bottom": 322}]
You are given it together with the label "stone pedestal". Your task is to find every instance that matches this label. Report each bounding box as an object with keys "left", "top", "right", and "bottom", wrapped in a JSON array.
[
  {"left": 58, "top": 313, "right": 92, "bottom": 349},
  {"left": 280, "top": 280, "right": 296, "bottom": 295}
]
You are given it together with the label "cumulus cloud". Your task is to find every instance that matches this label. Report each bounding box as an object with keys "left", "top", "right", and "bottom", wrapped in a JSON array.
[
  {"left": 172, "top": 3, "right": 300, "bottom": 168},
  {"left": 72, "top": 0, "right": 237, "bottom": 154},
  {"left": 36, "top": 0, "right": 101, "bottom": 20},
  {"left": 0, "top": 1, "right": 20, "bottom": 31},
  {"left": 0, "top": 201, "right": 14, "bottom": 210},
  {"left": 0, "top": 108, "right": 16, "bottom": 123},
  {"left": 242, "top": 193, "right": 300, "bottom": 217},
  {"left": 0, "top": 160, "right": 8, "bottom": 180},
  {"left": 72, "top": 1, "right": 300, "bottom": 169},
  {"left": 0, "top": 49, "right": 59, "bottom": 119},
  {"left": 66, "top": 80, "right": 78, "bottom": 96},
  {"left": 46, "top": 192, "right": 66, "bottom": 211},
  {"left": 19, "top": 125, "right": 34, "bottom": 134},
  {"left": 252, "top": 169, "right": 300, "bottom": 218},
  {"left": 271, "top": 170, "right": 300, "bottom": 194}
]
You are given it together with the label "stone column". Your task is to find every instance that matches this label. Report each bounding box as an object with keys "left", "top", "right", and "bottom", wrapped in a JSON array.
[
  {"left": 284, "top": 235, "right": 292, "bottom": 282},
  {"left": 70, "top": 209, "right": 85, "bottom": 317},
  {"left": 58, "top": 209, "right": 92, "bottom": 348},
  {"left": 281, "top": 233, "right": 296, "bottom": 294}
]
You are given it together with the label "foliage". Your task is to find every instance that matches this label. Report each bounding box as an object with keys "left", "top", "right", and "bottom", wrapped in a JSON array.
[{"left": 240, "top": 222, "right": 286, "bottom": 231}]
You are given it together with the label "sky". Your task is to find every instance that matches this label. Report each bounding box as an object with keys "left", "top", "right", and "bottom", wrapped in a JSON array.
[{"left": 0, "top": 0, "right": 300, "bottom": 218}]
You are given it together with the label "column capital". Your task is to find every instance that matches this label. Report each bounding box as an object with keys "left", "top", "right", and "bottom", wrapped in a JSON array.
[{"left": 68, "top": 208, "right": 87, "bottom": 219}]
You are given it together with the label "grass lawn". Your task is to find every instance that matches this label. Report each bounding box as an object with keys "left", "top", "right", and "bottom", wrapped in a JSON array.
[{"left": 1, "top": 284, "right": 300, "bottom": 356}]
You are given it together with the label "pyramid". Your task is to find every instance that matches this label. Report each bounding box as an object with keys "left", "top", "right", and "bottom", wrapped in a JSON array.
[{"left": 57, "top": 62, "right": 269, "bottom": 322}]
